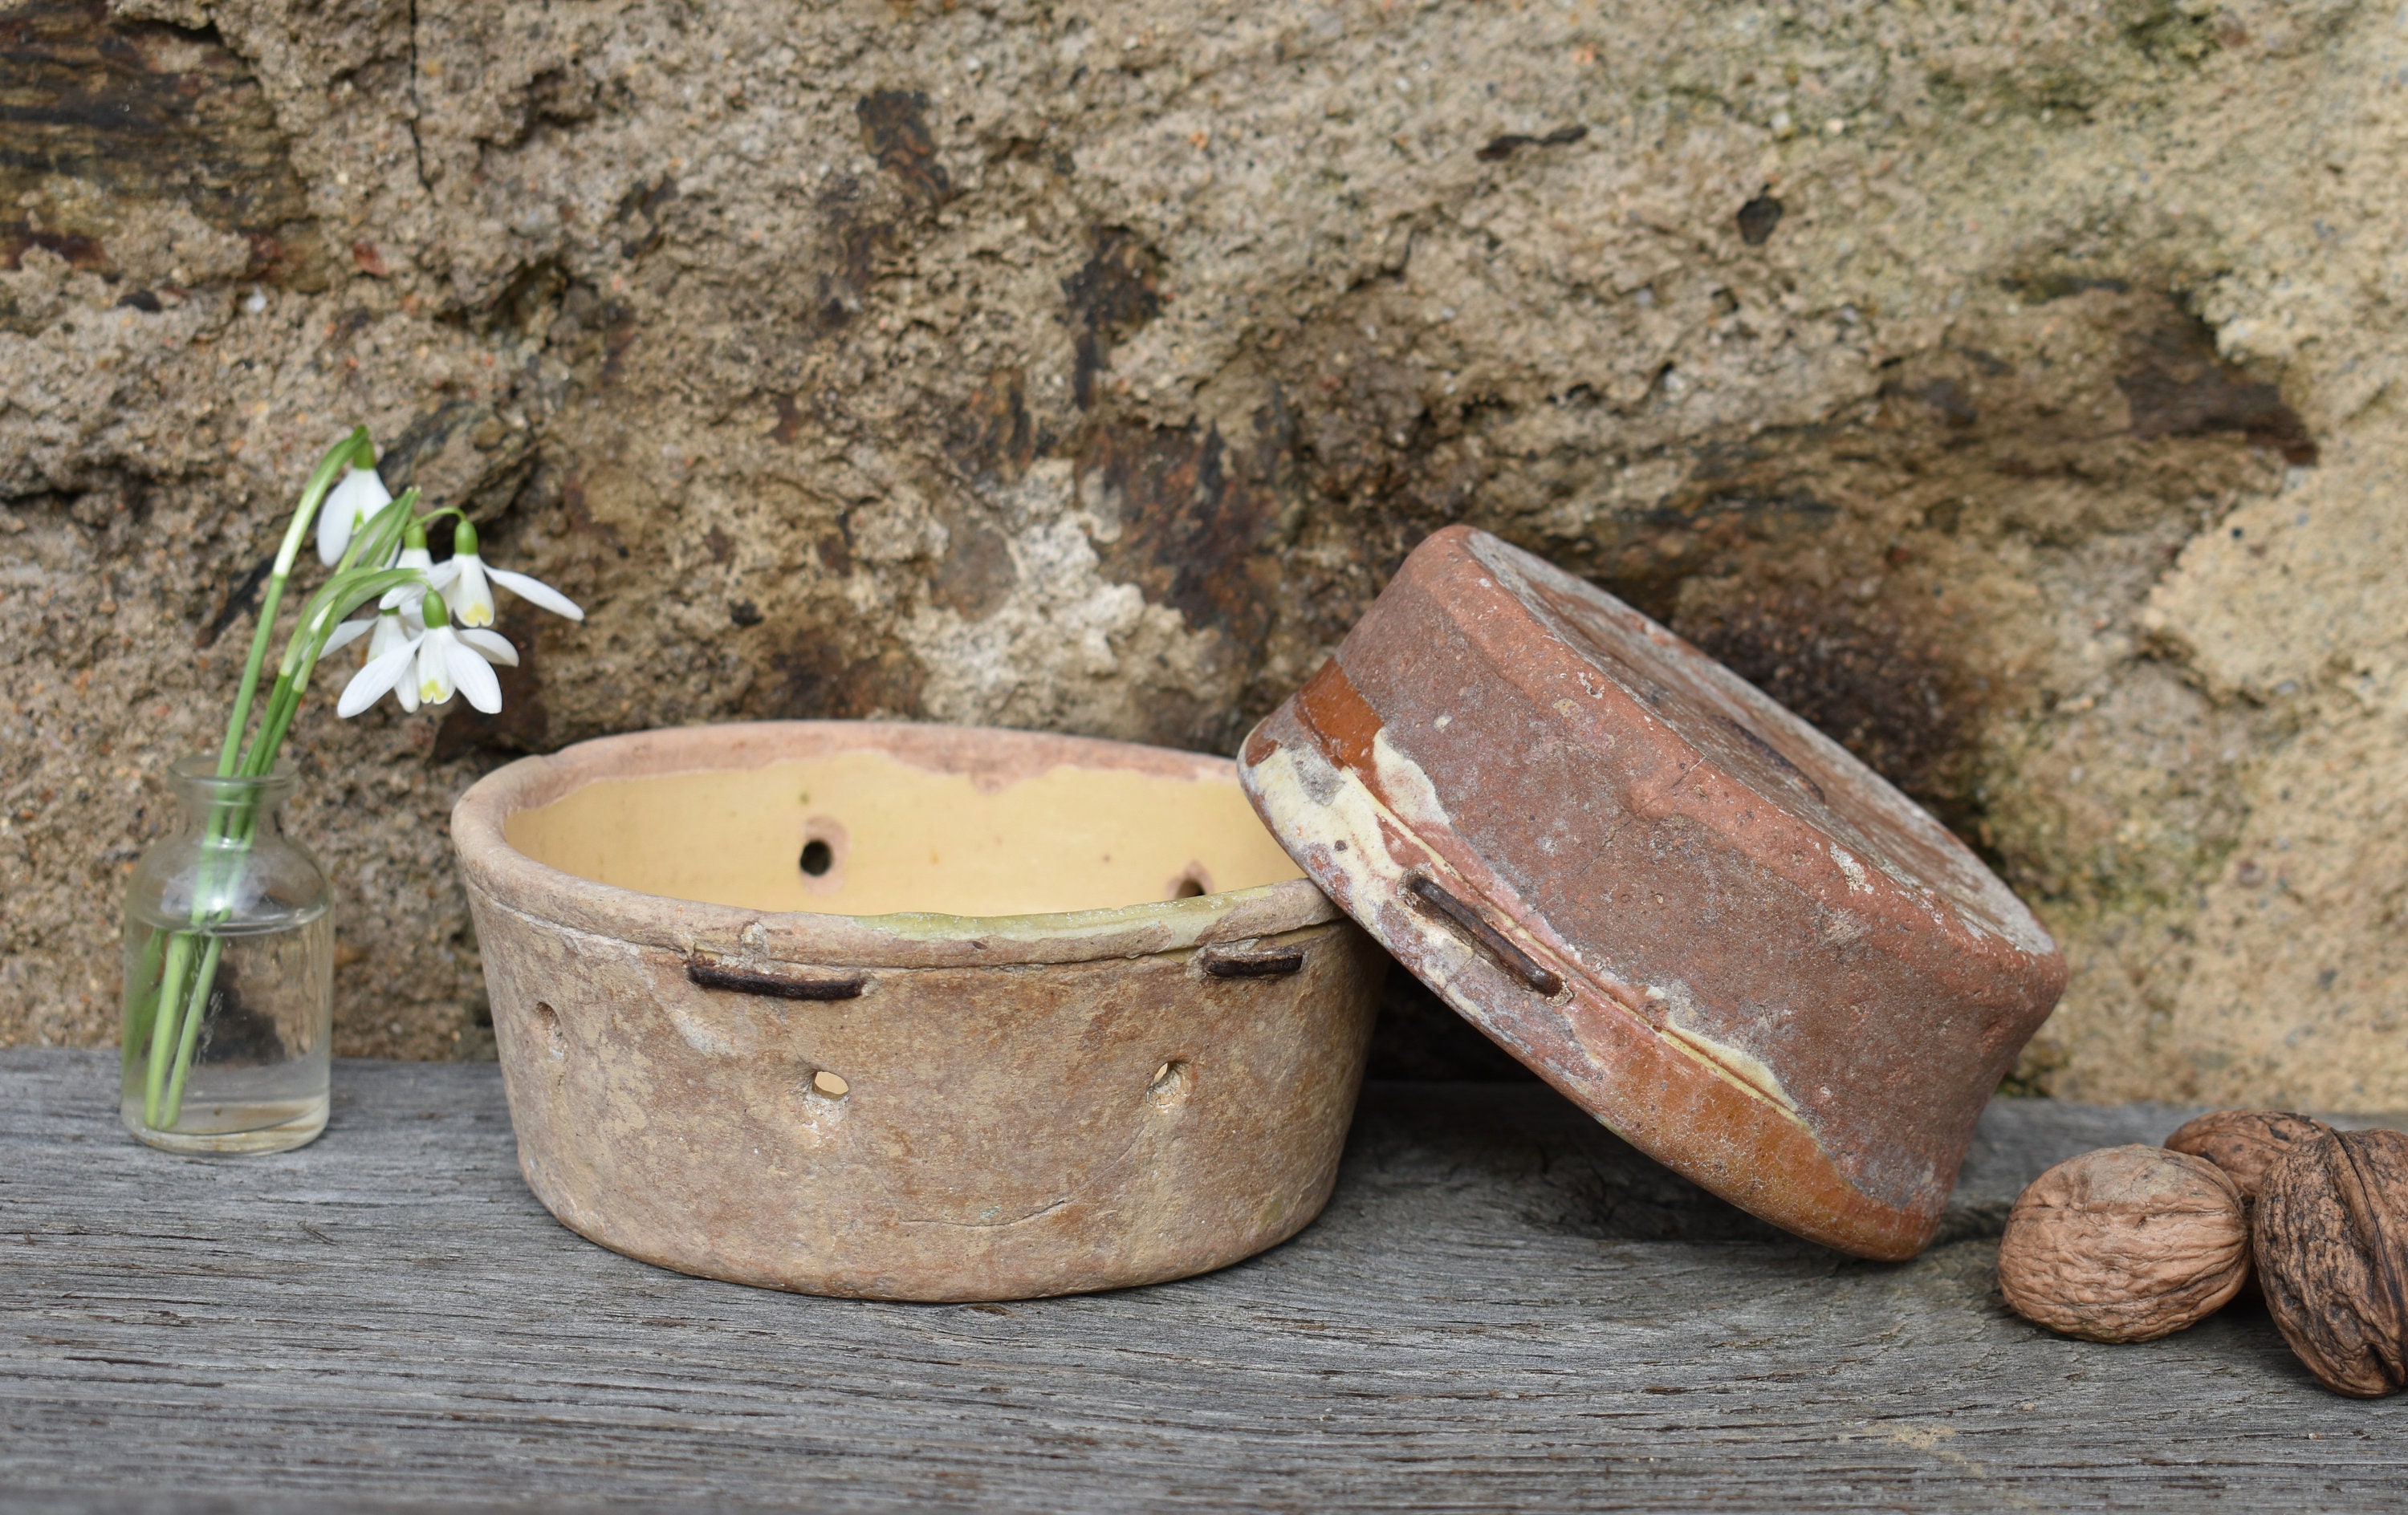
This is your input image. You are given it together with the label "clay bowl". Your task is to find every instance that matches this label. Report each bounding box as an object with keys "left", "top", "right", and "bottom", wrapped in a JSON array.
[{"left": 450, "top": 721, "right": 1382, "bottom": 1302}]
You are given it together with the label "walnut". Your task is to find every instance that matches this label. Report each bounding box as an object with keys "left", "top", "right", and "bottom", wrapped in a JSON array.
[
  {"left": 2166, "top": 1108, "right": 2333, "bottom": 1204},
  {"left": 1998, "top": 1145, "right": 2250, "bottom": 1343},
  {"left": 2253, "top": 1127, "right": 2408, "bottom": 1398},
  {"left": 2165, "top": 1108, "right": 2333, "bottom": 1299}
]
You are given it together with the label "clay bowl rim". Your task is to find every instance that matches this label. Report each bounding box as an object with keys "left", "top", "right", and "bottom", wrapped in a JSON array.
[{"left": 450, "top": 720, "right": 1340, "bottom": 970}]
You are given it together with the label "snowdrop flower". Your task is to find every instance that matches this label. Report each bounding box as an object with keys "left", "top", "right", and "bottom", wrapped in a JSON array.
[
  {"left": 315, "top": 463, "right": 393, "bottom": 566},
  {"left": 336, "top": 591, "right": 519, "bottom": 718},
  {"left": 428, "top": 519, "right": 584, "bottom": 628}
]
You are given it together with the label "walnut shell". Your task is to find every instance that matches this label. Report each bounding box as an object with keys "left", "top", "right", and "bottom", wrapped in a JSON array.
[
  {"left": 2254, "top": 1127, "right": 2408, "bottom": 1398},
  {"left": 1998, "top": 1144, "right": 2250, "bottom": 1343},
  {"left": 2165, "top": 1109, "right": 2333, "bottom": 1300},
  {"left": 2166, "top": 1109, "right": 2333, "bottom": 1202}
]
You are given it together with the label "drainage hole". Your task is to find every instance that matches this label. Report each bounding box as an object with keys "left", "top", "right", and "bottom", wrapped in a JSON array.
[
  {"left": 800, "top": 839, "right": 835, "bottom": 876},
  {"left": 535, "top": 1001, "right": 563, "bottom": 1058},
  {"left": 811, "top": 1069, "right": 850, "bottom": 1098},
  {"left": 1172, "top": 878, "right": 1206, "bottom": 899}
]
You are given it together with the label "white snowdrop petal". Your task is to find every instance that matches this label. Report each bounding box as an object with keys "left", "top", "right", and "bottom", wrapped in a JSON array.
[
  {"left": 316, "top": 498, "right": 354, "bottom": 567},
  {"left": 416, "top": 636, "right": 454, "bottom": 705},
  {"left": 336, "top": 467, "right": 393, "bottom": 515},
  {"left": 385, "top": 546, "right": 438, "bottom": 610},
  {"left": 321, "top": 617, "right": 374, "bottom": 653},
  {"left": 336, "top": 641, "right": 417, "bottom": 717},
  {"left": 367, "top": 614, "right": 409, "bottom": 661},
  {"left": 449, "top": 641, "right": 503, "bottom": 713},
  {"left": 316, "top": 469, "right": 391, "bottom": 567},
  {"left": 458, "top": 628, "right": 519, "bottom": 666},
  {"left": 489, "top": 567, "right": 584, "bottom": 621},
  {"left": 453, "top": 557, "right": 497, "bottom": 627}
]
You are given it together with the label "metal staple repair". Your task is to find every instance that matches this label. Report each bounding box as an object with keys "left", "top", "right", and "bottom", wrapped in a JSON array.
[
  {"left": 685, "top": 961, "right": 866, "bottom": 1001},
  {"left": 1197, "top": 944, "right": 1307, "bottom": 979},
  {"left": 1405, "top": 875, "right": 1564, "bottom": 997}
]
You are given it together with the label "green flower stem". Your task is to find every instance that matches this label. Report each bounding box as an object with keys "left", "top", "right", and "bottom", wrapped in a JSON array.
[
  {"left": 218, "top": 429, "right": 370, "bottom": 778},
  {"left": 141, "top": 929, "right": 197, "bottom": 1126},
  {"left": 144, "top": 804, "right": 253, "bottom": 1127},
  {"left": 161, "top": 934, "right": 222, "bottom": 1123},
  {"left": 148, "top": 798, "right": 275, "bottom": 1127}
]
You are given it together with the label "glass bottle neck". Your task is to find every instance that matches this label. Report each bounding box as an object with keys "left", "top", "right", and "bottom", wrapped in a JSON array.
[{"left": 169, "top": 758, "right": 294, "bottom": 839}]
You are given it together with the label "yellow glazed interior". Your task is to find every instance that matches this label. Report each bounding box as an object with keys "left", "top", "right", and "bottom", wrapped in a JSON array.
[{"left": 504, "top": 749, "right": 1306, "bottom": 918}]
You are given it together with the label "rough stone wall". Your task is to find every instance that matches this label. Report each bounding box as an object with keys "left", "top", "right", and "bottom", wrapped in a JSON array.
[{"left": 3, "top": 0, "right": 2403, "bottom": 1104}]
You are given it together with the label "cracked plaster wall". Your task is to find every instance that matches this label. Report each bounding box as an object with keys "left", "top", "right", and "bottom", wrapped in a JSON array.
[{"left": 3, "top": 0, "right": 2405, "bottom": 1105}]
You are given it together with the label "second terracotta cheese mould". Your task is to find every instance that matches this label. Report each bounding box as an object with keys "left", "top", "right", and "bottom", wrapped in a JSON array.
[{"left": 1239, "top": 526, "right": 2067, "bottom": 1261}]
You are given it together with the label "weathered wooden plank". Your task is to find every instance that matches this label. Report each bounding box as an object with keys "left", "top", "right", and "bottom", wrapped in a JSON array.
[{"left": 2, "top": 1049, "right": 2402, "bottom": 1512}]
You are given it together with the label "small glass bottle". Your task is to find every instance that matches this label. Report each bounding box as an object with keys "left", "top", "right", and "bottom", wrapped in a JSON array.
[{"left": 120, "top": 758, "right": 333, "bottom": 1154}]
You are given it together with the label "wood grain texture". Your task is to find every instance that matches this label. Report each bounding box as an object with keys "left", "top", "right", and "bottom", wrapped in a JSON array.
[{"left": 3, "top": 1049, "right": 2405, "bottom": 1512}]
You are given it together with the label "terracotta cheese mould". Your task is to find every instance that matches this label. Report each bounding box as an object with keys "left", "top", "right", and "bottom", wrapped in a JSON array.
[
  {"left": 453, "top": 722, "right": 1383, "bottom": 1302},
  {"left": 1239, "top": 526, "right": 2066, "bottom": 1261}
]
